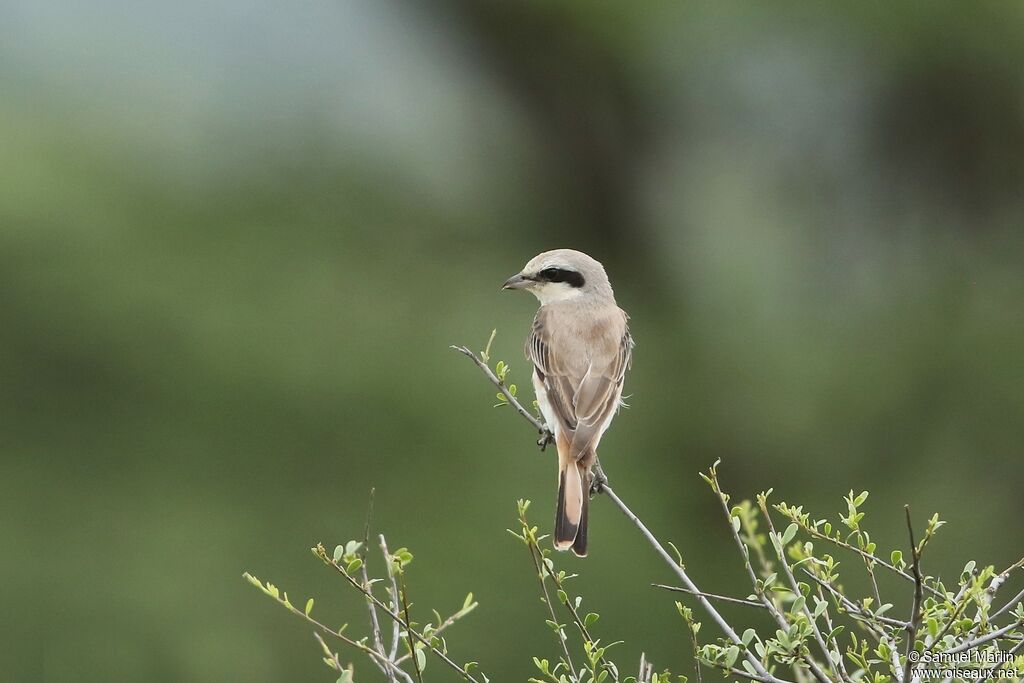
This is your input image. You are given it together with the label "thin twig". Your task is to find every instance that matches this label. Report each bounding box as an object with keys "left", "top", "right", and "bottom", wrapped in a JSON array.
[
  {"left": 728, "top": 666, "right": 796, "bottom": 683},
  {"left": 983, "top": 633, "right": 1024, "bottom": 675},
  {"left": 924, "top": 581, "right": 972, "bottom": 654},
  {"left": 992, "top": 585, "right": 1024, "bottom": 621},
  {"left": 638, "top": 652, "right": 652, "bottom": 683},
  {"left": 543, "top": 555, "right": 620, "bottom": 682},
  {"left": 394, "top": 599, "right": 477, "bottom": 666},
  {"left": 902, "top": 506, "right": 924, "bottom": 683},
  {"left": 758, "top": 497, "right": 847, "bottom": 683},
  {"left": 380, "top": 535, "right": 402, "bottom": 661},
  {"left": 706, "top": 468, "right": 824, "bottom": 682},
  {"left": 397, "top": 569, "right": 424, "bottom": 683},
  {"left": 679, "top": 611, "right": 703, "bottom": 683},
  {"left": 314, "top": 544, "right": 485, "bottom": 683},
  {"left": 599, "top": 483, "right": 787, "bottom": 683},
  {"left": 361, "top": 490, "right": 398, "bottom": 683},
  {"left": 246, "top": 573, "right": 414, "bottom": 683},
  {"left": 782, "top": 515, "right": 943, "bottom": 600},
  {"left": 653, "top": 584, "right": 765, "bottom": 608},
  {"left": 812, "top": 583, "right": 853, "bottom": 682},
  {"left": 451, "top": 345, "right": 550, "bottom": 437},
  {"left": 801, "top": 570, "right": 904, "bottom": 634},
  {"left": 524, "top": 529, "right": 580, "bottom": 682},
  {"left": 942, "top": 618, "right": 1024, "bottom": 655}
]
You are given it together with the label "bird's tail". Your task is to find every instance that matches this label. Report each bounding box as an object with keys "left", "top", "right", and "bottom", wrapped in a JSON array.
[{"left": 554, "top": 446, "right": 591, "bottom": 557}]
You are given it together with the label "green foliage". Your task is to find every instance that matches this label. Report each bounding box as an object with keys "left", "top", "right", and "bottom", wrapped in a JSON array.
[
  {"left": 245, "top": 466, "right": 1024, "bottom": 683},
  {"left": 245, "top": 534, "right": 482, "bottom": 682}
]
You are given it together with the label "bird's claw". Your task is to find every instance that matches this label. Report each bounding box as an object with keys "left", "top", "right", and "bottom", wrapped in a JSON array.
[
  {"left": 590, "top": 467, "right": 608, "bottom": 496},
  {"left": 537, "top": 430, "right": 554, "bottom": 450}
]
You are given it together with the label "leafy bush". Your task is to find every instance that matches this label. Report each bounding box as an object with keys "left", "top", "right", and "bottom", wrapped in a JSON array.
[{"left": 244, "top": 339, "right": 1024, "bottom": 682}]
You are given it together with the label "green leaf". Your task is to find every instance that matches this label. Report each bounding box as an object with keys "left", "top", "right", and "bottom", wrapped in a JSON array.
[
  {"left": 305, "top": 598, "right": 315, "bottom": 617},
  {"left": 792, "top": 595, "right": 806, "bottom": 614},
  {"left": 585, "top": 612, "right": 600, "bottom": 627},
  {"left": 741, "top": 628, "right": 756, "bottom": 646},
  {"left": 346, "top": 558, "right": 363, "bottom": 574},
  {"left": 782, "top": 523, "right": 798, "bottom": 546},
  {"left": 415, "top": 646, "right": 427, "bottom": 671},
  {"left": 891, "top": 550, "right": 903, "bottom": 566},
  {"left": 333, "top": 545, "right": 345, "bottom": 562}
]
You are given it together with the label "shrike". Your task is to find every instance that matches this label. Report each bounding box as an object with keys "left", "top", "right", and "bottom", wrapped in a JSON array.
[{"left": 503, "top": 249, "right": 633, "bottom": 557}]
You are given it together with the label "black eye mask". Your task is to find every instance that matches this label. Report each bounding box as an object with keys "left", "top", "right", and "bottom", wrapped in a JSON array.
[{"left": 536, "top": 267, "right": 585, "bottom": 288}]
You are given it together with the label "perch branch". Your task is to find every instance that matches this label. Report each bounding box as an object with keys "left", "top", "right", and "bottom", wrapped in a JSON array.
[
  {"left": 451, "top": 345, "right": 550, "bottom": 436},
  {"left": 453, "top": 343, "right": 785, "bottom": 683}
]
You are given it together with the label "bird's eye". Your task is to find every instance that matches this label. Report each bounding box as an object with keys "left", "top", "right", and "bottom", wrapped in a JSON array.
[{"left": 537, "top": 267, "right": 585, "bottom": 288}]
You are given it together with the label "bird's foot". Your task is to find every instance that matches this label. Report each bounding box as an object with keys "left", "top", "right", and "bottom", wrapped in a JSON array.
[
  {"left": 590, "top": 464, "right": 608, "bottom": 496},
  {"left": 537, "top": 430, "right": 554, "bottom": 451}
]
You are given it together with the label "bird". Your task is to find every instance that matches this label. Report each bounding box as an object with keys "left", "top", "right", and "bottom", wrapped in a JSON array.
[{"left": 503, "top": 249, "right": 633, "bottom": 557}]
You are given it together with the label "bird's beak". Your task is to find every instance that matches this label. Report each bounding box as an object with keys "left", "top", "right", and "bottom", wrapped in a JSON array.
[{"left": 502, "top": 273, "right": 532, "bottom": 290}]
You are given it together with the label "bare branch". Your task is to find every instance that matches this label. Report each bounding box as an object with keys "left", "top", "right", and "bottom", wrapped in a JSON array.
[
  {"left": 598, "top": 483, "right": 785, "bottom": 682},
  {"left": 992, "top": 585, "right": 1024, "bottom": 621},
  {"left": 653, "top": 584, "right": 765, "bottom": 608},
  {"left": 942, "top": 618, "right": 1024, "bottom": 655},
  {"left": 902, "top": 506, "right": 924, "bottom": 683}
]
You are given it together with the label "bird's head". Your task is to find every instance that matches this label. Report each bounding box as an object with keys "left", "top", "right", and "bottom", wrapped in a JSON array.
[{"left": 502, "top": 249, "right": 613, "bottom": 305}]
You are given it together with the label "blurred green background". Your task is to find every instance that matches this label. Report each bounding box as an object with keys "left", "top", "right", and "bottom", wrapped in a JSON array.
[{"left": 3, "top": 2, "right": 1023, "bottom": 681}]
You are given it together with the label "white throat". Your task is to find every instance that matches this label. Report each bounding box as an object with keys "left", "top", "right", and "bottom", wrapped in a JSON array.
[{"left": 530, "top": 282, "right": 585, "bottom": 306}]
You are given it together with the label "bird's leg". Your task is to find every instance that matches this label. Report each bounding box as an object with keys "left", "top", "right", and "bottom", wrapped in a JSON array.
[
  {"left": 590, "top": 459, "right": 609, "bottom": 495},
  {"left": 536, "top": 428, "right": 554, "bottom": 450}
]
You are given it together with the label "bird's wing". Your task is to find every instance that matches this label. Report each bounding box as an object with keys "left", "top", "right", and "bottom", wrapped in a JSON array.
[
  {"left": 568, "top": 323, "right": 632, "bottom": 458},
  {"left": 526, "top": 312, "right": 579, "bottom": 434},
  {"left": 527, "top": 308, "right": 633, "bottom": 462}
]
